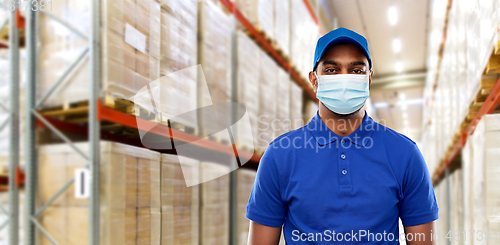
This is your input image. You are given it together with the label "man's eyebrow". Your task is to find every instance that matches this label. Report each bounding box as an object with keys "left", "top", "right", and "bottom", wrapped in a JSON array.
[
  {"left": 322, "top": 60, "right": 339, "bottom": 66},
  {"left": 351, "top": 61, "right": 366, "bottom": 66}
]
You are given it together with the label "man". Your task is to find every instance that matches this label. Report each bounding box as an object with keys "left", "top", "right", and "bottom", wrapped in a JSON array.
[{"left": 246, "top": 28, "right": 438, "bottom": 244}]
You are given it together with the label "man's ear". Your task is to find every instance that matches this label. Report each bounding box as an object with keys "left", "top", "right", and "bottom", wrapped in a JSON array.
[
  {"left": 309, "top": 71, "right": 318, "bottom": 93},
  {"left": 368, "top": 70, "right": 373, "bottom": 86}
]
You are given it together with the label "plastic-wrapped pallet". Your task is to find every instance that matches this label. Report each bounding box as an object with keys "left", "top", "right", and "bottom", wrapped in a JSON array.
[
  {"left": 461, "top": 138, "right": 473, "bottom": 242},
  {"left": 450, "top": 169, "right": 463, "bottom": 236},
  {"left": 469, "top": 118, "right": 488, "bottom": 240},
  {"left": 200, "top": 162, "right": 230, "bottom": 245},
  {"left": 236, "top": 0, "right": 275, "bottom": 40},
  {"left": 435, "top": 183, "right": 448, "bottom": 242},
  {"left": 198, "top": 0, "right": 233, "bottom": 139},
  {"left": 290, "top": 0, "right": 318, "bottom": 79},
  {"left": 257, "top": 51, "right": 278, "bottom": 153},
  {"left": 235, "top": 169, "right": 256, "bottom": 245},
  {"left": 37, "top": 142, "right": 161, "bottom": 245},
  {"left": 289, "top": 81, "right": 304, "bottom": 130},
  {"left": 483, "top": 114, "right": 500, "bottom": 235},
  {"left": 161, "top": 154, "right": 200, "bottom": 245},
  {"left": 37, "top": 0, "right": 161, "bottom": 108},
  {"left": 235, "top": 31, "right": 260, "bottom": 151},
  {"left": 303, "top": 100, "right": 318, "bottom": 124},
  {"left": 274, "top": 0, "right": 289, "bottom": 57},
  {"left": 274, "top": 68, "right": 290, "bottom": 138}
]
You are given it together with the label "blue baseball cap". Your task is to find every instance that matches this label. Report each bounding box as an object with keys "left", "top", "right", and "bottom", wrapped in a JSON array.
[{"left": 313, "top": 27, "right": 372, "bottom": 71}]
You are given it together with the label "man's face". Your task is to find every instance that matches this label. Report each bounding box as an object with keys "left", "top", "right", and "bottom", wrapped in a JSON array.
[{"left": 309, "top": 43, "right": 373, "bottom": 93}]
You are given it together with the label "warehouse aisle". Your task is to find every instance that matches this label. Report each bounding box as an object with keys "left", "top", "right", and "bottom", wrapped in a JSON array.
[{"left": 0, "top": 0, "right": 499, "bottom": 244}]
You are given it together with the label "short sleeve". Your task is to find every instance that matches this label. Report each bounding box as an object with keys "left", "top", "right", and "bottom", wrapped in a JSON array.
[
  {"left": 399, "top": 144, "right": 439, "bottom": 227},
  {"left": 246, "top": 148, "right": 287, "bottom": 227}
]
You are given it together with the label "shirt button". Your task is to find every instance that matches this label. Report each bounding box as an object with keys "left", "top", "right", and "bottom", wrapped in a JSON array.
[
  {"left": 341, "top": 154, "right": 346, "bottom": 160},
  {"left": 342, "top": 169, "right": 347, "bottom": 175}
]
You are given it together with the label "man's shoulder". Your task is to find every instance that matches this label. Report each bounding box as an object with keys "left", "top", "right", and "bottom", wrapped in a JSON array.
[
  {"left": 269, "top": 125, "right": 311, "bottom": 148},
  {"left": 372, "top": 121, "right": 417, "bottom": 148}
]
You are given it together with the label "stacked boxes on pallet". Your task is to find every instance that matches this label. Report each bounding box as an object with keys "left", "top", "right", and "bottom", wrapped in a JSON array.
[
  {"left": 290, "top": 0, "right": 318, "bottom": 80},
  {"left": 200, "top": 162, "right": 230, "bottom": 245},
  {"left": 37, "top": 142, "right": 161, "bottom": 245},
  {"left": 157, "top": 0, "right": 198, "bottom": 128},
  {"left": 235, "top": 169, "right": 256, "bottom": 245},
  {"left": 236, "top": 0, "right": 275, "bottom": 40},
  {"left": 274, "top": 68, "right": 290, "bottom": 138},
  {"left": 235, "top": 31, "right": 260, "bottom": 151},
  {"left": 479, "top": 115, "right": 500, "bottom": 234},
  {"left": 449, "top": 169, "right": 463, "bottom": 237},
  {"left": 38, "top": 0, "right": 162, "bottom": 107},
  {"left": 274, "top": 0, "right": 290, "bottom": 57},
  {"left": 290, "top": 82, "right": 304, "bottom": 130},
  {"left": 461, "top": 137, "right": 473, "bottom": 236},
  {"left": 161, "top": 154, "right": 199, "bottom": 245},
  {"left": 198, "top": 0, "right": 233, "bottom": 139},
  {"left": 458, "top": 114, "right": 500, "bottom": 243},
  {"left": 257, "top": 51, "right": 278, "bottom": 153}
]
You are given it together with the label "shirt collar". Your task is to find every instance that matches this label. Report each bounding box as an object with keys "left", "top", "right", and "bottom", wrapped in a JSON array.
[{"left": 306, "top": 110, "right": 376, "bottom": 147}]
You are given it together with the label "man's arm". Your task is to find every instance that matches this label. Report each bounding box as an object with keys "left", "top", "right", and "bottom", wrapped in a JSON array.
[
  {"left": 404, "top": 221, "right": 436, "bottom": 245},
  {"left": 247, "top": 221, "right": 282, "bottom": 245}
]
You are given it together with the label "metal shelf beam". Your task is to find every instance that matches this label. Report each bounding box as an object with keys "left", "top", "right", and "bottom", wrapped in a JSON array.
[
  {"left": 24, "top": 3, "right": 37, "bottom": 245},
  {"left": 8, "top": 5, "right": 20, "bottom": 245}
]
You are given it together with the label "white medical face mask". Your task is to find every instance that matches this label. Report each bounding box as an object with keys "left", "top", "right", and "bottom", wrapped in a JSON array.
[{"left": 315, "top": 73, "right": 370, "bottom": 115}]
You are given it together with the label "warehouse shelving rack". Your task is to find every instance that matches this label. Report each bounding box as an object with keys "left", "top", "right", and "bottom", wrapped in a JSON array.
[
  {"left": 19, "top": 0, "right": 324, "bottom": 245},
  {"left": 0, "top": 6, "right": 25, "bottom": 245},
  {"left": 431, "top": 75, "right": 500, "bottom": 185},
  {"left": 424, "top": 0, "right": 500, "bottom": 239},
  {"left": 427, "top": 0, "right": 500, "bottom": 185}
]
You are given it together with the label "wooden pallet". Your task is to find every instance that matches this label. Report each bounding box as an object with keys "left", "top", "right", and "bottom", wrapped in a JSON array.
[
  {"left": 169, "top": 121, "right": 198, "bottom": 136},
  {"left": 38, "top": 95, "right": 163, "bottom": 124},
  {"left": 444, "top": 51, "right": 500, "bottom": 154},
  {"left": 236, "top": 144, "right": 253, "bottom": 154},
  {"left": 271, "top": 41, "right": 290, "bottom": 62}
]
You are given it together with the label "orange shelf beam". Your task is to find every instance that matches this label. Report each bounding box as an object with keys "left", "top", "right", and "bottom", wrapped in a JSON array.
[
  {"left": 219, "top": 0, "right": 317, "bottom": 101},
  {"left": 39, "top": 100, "right": 261, "bottom": 165},
  {"left": 432, "top": 76, "right": 500, "bottom": 185}
]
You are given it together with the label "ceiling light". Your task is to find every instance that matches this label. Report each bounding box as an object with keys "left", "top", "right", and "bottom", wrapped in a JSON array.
[
  {"left": 403, "top": 112, "right": 408, "bottom": 119},
  {"left": 399, "top": 93, "right": 406, "bottom": 100},
  {"left": 388, "top": 6, "right": 398, "bottom": 26},
  {"left": 374, "top": 102, "right": 388, "bottom": 108},
  {"left": 393, "top": 38, "right": 401, "bottom": 53},
  {"left": 404, "top": 120, "right": 409, "bottom": 126},
  {"left": 396, "top": 62, "right": 403, "bottom": 73},
  {"left": 401, "top": 103, "right": 407, "bottom": 110}
]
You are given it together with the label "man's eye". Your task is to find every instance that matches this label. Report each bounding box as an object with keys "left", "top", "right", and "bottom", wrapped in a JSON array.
[
  {"left": 326, "top": 69, "right": 336, "bottom": 73},
  {"left": 352, "top": 69, "right": 363, "bottom": 74}
]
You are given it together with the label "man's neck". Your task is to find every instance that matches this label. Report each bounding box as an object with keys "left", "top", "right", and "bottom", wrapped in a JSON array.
[{"left": 318, "top": 103, "right": 365, "bottom": 137}]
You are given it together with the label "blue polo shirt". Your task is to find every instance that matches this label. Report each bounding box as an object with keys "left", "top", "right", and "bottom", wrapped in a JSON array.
[{"left": 246, "top": 111, "right": 438, "bottom": 244}]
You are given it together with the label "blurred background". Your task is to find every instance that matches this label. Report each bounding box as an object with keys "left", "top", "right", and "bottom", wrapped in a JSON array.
[{"left": 0, "top": 0, "right": 499, "bottom": 244}]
